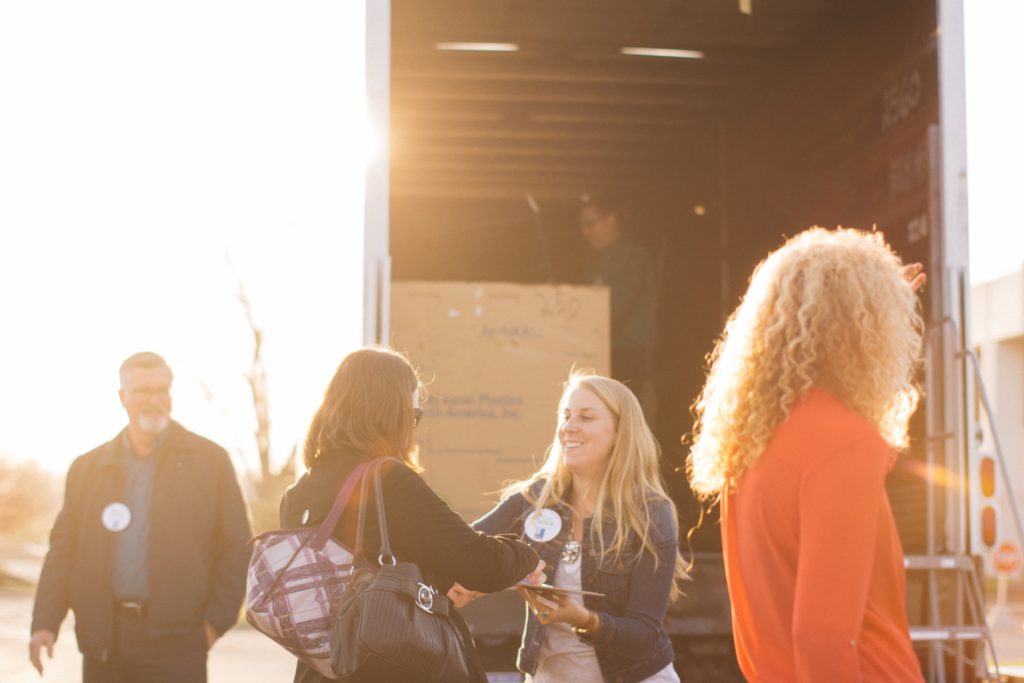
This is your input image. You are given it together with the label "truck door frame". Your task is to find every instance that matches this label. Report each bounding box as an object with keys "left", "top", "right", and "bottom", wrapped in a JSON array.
[
  {"left": 935, "top": 0, "right": 973, "bottom": 556},
  {"left": 364, "top": 0, "right": 391, "bottom": 346}
]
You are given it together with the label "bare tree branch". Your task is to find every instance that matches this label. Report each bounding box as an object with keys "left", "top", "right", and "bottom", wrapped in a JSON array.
[{"left": 235, "top": 280, "right": 272, "bottom": 481}]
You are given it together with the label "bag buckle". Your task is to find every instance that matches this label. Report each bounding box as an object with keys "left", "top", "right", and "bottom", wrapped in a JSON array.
[{"left": 416, "top": 583, "right": 436, "bottom": 613}]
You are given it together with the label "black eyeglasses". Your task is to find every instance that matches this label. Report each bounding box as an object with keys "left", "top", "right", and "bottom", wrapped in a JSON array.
[{"left": 413, "top": 407, "right": 423, "bottom": 427}]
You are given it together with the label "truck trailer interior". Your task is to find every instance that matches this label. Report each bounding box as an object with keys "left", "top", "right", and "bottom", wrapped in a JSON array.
[{"left": 388, "top": 1, "right": 971, "bottom": 679}]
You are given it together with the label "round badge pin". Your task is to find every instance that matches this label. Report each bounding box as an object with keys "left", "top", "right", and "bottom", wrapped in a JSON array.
[
  {"left": 524, "top": 509, "right": 562, "bottom": 542},
  {"left": 101, "top": 502, "right": 132, "bottom": 532}
]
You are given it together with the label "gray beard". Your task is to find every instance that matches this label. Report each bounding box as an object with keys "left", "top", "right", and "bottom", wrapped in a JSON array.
[{"left": 138, "top": 414, "right": 170, "bottom": 434}]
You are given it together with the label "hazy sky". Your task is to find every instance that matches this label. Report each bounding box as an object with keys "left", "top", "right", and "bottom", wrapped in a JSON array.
[
  {"left": 0, "top": 2, "right": 367, "bottom": 474},
  {"left": 965, "top": 0, "right": 1024, "bottom": 285},
  {"left": 0, "top": 1, "right": 1020, "bottom": 475}
]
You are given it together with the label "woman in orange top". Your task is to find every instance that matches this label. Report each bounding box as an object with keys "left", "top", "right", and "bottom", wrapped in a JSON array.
[{"left": 687, "top": 228, "right": 926, "bottom": 682}]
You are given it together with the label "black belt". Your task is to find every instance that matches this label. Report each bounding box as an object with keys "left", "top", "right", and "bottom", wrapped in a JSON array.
[{"left": 113, "top": 600, "right": 147, "bottom": 616}]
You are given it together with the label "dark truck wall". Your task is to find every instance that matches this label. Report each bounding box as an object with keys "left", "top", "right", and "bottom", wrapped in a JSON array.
[
  {"left": 720, "top": 0, "right": 941, "bottom": 559},
  {"left": 391, "top": 2, "right": 943, "bottom": 679},
  {"left": 671, "top": 4, "right": 943, "bottom": 680}
]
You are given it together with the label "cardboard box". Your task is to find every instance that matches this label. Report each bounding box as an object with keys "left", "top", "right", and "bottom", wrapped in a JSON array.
[{"left": 391, "top": 281, "right": 610, "bottom": 521}]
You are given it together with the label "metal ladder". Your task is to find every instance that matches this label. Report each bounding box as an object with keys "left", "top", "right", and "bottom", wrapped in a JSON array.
[
  {"left": 905, "top": 553, "right": 998, "bottom": 682},
  {"left": 911, "top": 318, "right": 1024, "bottom": 682}
]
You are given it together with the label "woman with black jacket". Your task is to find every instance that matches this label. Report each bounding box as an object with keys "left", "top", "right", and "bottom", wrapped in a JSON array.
[{"left": 279, "top": 347, "right": 541, "bottom": 683}]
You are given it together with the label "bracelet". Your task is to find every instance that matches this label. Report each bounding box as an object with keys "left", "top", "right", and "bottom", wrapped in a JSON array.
[{"left": 571, "top": 610, "right": 600, "bottom": 638}]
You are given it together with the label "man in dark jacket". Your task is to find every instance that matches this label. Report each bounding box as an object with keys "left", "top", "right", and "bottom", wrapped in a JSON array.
[
  {"left": 29, "top": 351, "right": 253, "bottom": 682},
  {"left": 579, "top": 193, "right": 658, "bottom": 391}
]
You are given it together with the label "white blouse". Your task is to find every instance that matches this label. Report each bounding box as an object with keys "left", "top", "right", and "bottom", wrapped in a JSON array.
[{"left": 527, "top": 549, "right": 679, "bottom": 683}]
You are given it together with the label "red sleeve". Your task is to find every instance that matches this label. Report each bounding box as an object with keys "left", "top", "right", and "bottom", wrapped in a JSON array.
[{"left": 792, "top": 435, "right": 890, "bottom": 683}]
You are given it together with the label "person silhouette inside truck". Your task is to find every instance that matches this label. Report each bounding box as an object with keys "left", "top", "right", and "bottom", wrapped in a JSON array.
[{"left": 579, "top": 193, "right": 657, "bottom": 396}]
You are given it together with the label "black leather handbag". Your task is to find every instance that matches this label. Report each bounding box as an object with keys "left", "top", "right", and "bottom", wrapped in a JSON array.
[{"left": 331, "top": 458, "right": 472, "bottom": 683}]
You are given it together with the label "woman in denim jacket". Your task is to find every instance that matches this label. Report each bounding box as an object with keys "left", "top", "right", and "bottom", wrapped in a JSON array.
[{"left": 450, "top": 372, "right": 687, "bottom": 683}]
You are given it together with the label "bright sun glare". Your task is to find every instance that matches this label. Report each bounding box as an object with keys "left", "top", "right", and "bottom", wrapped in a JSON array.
[
  {"left": 0, "top": 2, "right": 369, "bottom": 475},
  {"left": 0, "top": 1, "right": 1021, "bottom": 478}
]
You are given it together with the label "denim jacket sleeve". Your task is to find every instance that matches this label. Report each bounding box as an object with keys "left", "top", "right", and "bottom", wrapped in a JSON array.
[{"left": 589, "top": 498, "right": 679, "bottom": 654}]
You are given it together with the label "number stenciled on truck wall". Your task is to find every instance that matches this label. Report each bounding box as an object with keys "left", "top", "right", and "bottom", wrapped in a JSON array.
[
  {"left": 888, "top": 137, "right": 930, "bottom": 199},
  {"left": 532, "top": 290, "right": 582, "bottom": 321},
  {"left": 881, "top": 70, "right": 922, "bottom": 131},
  {"left": 907, "top": 213, "right": 929, "bottom": 244}
]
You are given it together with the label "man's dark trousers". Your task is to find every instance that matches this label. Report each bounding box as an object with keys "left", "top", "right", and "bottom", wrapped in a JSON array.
[{"left": 82, "top": 610, "right": 207, "bottom": 683}]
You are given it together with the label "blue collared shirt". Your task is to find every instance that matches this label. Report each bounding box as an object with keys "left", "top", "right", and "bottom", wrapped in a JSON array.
[{"left": 111, "top": 428, "right": 169, "bottom": 601}]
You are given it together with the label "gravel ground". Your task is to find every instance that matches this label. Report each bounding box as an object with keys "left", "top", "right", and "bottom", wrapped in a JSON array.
[
  {"left": 0, "top": 587, "right": 296, "bottom": 682},
  {"left": 4, "top": 582, "right": 1024, "bottom": 682}
]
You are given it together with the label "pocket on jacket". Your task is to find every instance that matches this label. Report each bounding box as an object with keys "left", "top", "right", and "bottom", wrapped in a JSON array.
[{"left": 596, "top": 563, "right": 631, "bottom": 607}]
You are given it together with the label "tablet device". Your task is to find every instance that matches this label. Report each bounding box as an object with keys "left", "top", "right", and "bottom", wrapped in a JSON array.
[{"left": 515, "top": 581, "right": 605, "bottom": 599}]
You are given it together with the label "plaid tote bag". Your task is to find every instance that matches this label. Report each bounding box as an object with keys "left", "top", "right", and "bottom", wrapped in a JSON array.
[{"left": 246, "top": 460, "right": 372, "bottom": 678}]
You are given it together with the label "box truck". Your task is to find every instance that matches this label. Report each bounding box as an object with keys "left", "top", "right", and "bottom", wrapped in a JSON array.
[{"left": 360, "top": 1, "right": 1008, "bottom": 679}]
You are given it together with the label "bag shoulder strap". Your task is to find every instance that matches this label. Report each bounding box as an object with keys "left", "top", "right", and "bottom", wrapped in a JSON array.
[
  {"left": 373, "top": 459, "right": 395, "bottom": 564},
  {"left": 309, "top": 459, "right": 373, "bottom": 551},
  {"left": 354, "top": 457, "right": 399, "bottom": 565}
]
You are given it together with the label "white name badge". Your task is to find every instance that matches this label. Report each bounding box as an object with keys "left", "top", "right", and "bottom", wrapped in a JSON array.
[
  {"left": 524, "top": 509, "right": 562, "bottom": 542},
  {"left": 101, "top": 502, "right": 132, "bottom": 532}
]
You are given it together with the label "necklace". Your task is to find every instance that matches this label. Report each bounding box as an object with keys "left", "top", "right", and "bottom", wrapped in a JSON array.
[
  {"left": 562, "top": 537, "right": 581, "bottom": 565},
  {"left": 562, "top": 516, "right": 582, "bottom": 565},
  {"left": 562, "top": 498, "right": 592, "bottom": 567}
]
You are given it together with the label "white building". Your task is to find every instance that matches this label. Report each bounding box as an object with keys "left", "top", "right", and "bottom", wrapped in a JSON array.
[{"left": 971, "top": 267, "right": 1024, "bottom": 572}]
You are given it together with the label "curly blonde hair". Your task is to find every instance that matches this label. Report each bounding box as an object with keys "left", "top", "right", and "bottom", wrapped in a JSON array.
[{"left": 687, "top": 227, "right": 923, "bottom": 501}]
